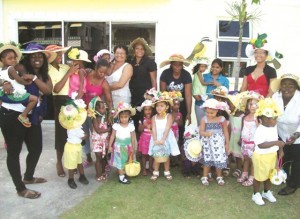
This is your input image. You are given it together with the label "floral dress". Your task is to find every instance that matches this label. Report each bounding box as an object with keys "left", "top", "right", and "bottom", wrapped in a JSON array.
[
  {"left": 241, "top": 118, "right": 257, "bottom": 157},
  {"left": 201, "top": 116, "right": 227, "bottom": 169},
  {"left": 110, "top": 123, "right": 135, "bottom": 169},
  {"left": 138, "top": 117, "right": 152, "bottom": 155},
  {"left": 91, "top": 121, "right": 110, "bottom": 157}
]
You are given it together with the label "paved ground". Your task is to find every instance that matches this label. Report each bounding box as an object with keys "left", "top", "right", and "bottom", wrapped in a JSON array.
[{"left": 0, "top": 122, "right": 102, "bottom": 219}]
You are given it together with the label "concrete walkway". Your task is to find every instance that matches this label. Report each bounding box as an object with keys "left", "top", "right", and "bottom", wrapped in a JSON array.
[{"left": 0, "top": 123, "right": 102, "bottom": 219}]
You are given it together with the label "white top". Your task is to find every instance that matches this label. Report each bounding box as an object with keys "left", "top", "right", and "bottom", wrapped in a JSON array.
[
  {"left": 254, "top": 124, "right": 279, "bottom": 154},
  {"left": 272, "top": 90, "right": 300, "bottom": 144},
  {"left": 67, "top": 127, "right": 85, "bottom": 144},
  {"left": 106, "top": 63, "right": 131, "bottom": 98},
  {"left": 113, "top": 123, "right": 135, "bottom": 139}
]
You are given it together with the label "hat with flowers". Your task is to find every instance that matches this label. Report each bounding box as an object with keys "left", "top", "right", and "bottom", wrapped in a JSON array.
[
  {"left": 114, "top": 102, "right": 136, "bottom": 118},
  {"left": 68, "top": 48, "right": 91, "bottom": 62},
  {"left": 201, "top": 98, "right": 230, "bottom": 113},
  {"left": 136, "top": 99, "right": 153, "bottom": 112},
  {"left": 151, "top": 90, "right": 174, "bottom": 107},
  {"left": 255, "top": 98, "right": 282, "bottom": 118}
]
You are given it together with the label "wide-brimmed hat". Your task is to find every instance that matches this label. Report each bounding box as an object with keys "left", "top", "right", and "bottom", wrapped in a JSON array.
[
  {"left": 45, "top": 45, "right": 71, "bottom": 54},
  {"left": 22, "top": 43, "right": 57, "bottom": 63},
  {"left": 59, "top": 99, "right": 87, "bottom": 129},
  {"left": 93, "top": 49, "right": 114, "bottom": 62},
  {"left": 245, "top": 33, "right": 274, "bottom": 60},
  {"left": 114, "top": 102, "right": 136, "bottom": 118},
  {"left": 184, "top": 138, "right": 202, "bottom": 162},
  {"left": 129, "top": 37, "right": 152, "bottom": 57},
  {"left": 136, "top": 99, "right": 153, "bottom": 112},
  {"left": 168, "top": 91, "right": 184, "bottom": 102},
  {"left": 201, "top": 98, "right": 230, "bottom": 113},
  {"left": 210, "top": 86, "right": 229, "bottom": 99},
  {"left": 239, "top": 91, "right": 264, "bottom": 112},
  {"left": 255, "top": 98, "right": 282, "bottom": 118},
  {"left": 192, "top": 57, "right": 209, "bottom": 66},
  {"left": 0, "top": 42, "right": 22, "bottom": 67},
  {"left": 270, "top": 73, "right": 300, "bottom": 92},
  {"left": 152, "top": 91, "right": 174, "bottom": 107},
  {"left": 87, "top": 96, "right": 105, "bottom": 118},
  {"left": 68, "top": 48, "right": 91, "bottom": 63},
  {"left": 159, "top": 54, "right": 191, "bottom": 68}
]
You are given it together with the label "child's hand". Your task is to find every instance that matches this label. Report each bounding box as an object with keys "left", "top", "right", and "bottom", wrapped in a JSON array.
[
  {"left": 70, "top": 64, "right": 79, "bottom": 74},
  {"left": 154, "top": 140, "right": 160, "bottom": 145},
  {"left": 159, "top": 140, "right": 165, "bottom": 146},
  {"left": 277, "top": 141, "right": 285, "bottom": 148},
  {"left": 75, "top": 90, "right": 84, "bottom": 99},
  {"left": 22, "top": 74, "right": 34, "bottom": 81},
  {"left": 108, "top": 146, "right": 113, "bottom": 153},
  {"left": 207, "top": 131, "right": 213, "bottom": 137}
]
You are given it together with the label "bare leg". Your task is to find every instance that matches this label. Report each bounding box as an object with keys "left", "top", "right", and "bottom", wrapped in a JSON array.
[
  {"left": 253, "top": 179, "right": 261, "bottom": 193},
  {"left": 163, "top": 159, "right": 170, "bottom": 172},
  {"left": 243, "top": 156, "right": 250, "bottom": 173},
  {"left": 216, "top": 168, "right": 222, "bottom": 178},
  {"left": 141, "top": 154, "right": 147, "bottom": 175},
  {"left": 21, "top": 95, "right": 38, "bottom": 118},
  {"left": 203, "top": 166, "right": 210, "bottom": 177},
  {"left": 263, "top": 179, "right": 272, "bottom": 191},
  {"left": 95, "top": 152, "right": 102, "bottom": 178},
  {"left": 56, "top": 149, "right": 65, "bottom": 177},
  {"left": 149, "top": 156, "right": 154, "bottom": 173}
]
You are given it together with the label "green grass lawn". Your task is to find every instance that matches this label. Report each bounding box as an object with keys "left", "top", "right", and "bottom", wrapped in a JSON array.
[{"left": 61, "top": 167, "right": 300, "bottom": 219}]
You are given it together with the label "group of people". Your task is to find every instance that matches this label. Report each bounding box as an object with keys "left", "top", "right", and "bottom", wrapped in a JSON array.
[{"left": 0, "top": 34, "right": 299, "bottom": 208}]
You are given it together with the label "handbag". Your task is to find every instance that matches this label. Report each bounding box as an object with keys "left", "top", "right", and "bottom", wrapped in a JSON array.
[
  {"left": 269, "top": 157, "right": 287, "bottom": 185},
  {"left": 125, "top": 153, "right": 141, "bottom": 177}
]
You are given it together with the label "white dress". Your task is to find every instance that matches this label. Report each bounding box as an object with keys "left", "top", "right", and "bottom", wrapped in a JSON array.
[{"left": 148, "top": 114, "right": 180, "bottom": 156}]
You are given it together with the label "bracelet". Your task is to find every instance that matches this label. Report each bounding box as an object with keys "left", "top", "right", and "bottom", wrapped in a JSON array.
[{"left": 33, "top": 75, "right": 38, "bottom": 81}]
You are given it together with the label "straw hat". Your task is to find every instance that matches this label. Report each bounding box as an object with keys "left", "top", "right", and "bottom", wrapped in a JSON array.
[
  {"left": 210, "top": 86, "right": 229, "bottom": 99},
  {"left": 255, "top": 98, "right": 282, "bottom": 118},
  {"left": 87, "top": 96, "right": 104, "bottom": 118},
  {"left": 68, "top": 48, "right": 91, "bottom": 63},
  {"left": 59, "top": 99, "right": 87, "bottom": 129},
  {"left": 159, "top": 54, "right": 190, "bottom": 68},
  {"left": 93, "top": 49, "right": 114, "bottom": 62},
  {"left": 0, "top": 42, "right": 22, "bottom": 67},
  {"left": 168, "top": 91, "right": 183, "bottom": 102},
  {"left": 184, "top": 138, "right": 202, "bottom": 162},
  {"left": 114, "top": 102, "right": 136, "bottom": 118},
  {"left": 129, "top": 37, "right": 152, "bottom": 57},
  {"left": 22, "top": 43, "right": 57, "bottom": 63},
  {"left": 151, "top": 91, "right": 174, "bottom": 107},
  {"left": 136, "top": 99, "right": 153, "bottom": 112},
  {"left": 45, "top": 44, "right": 71, "bottom": 54},
  {"left": 270, "top": 73, "right": 300, "bottom": 92},
  {"left": 239, "top": 91, "right": 264, "bottom": 112}
]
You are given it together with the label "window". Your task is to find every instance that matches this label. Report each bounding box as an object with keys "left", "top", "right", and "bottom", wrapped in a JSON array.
[{"left": 218, "top": 20, "right": 250, "bottom": 38}]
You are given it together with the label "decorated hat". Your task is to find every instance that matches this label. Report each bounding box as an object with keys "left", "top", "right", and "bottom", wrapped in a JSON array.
[
  {"left": 192, "top": 57, "right": 209, "bottom": 66},
  {"left": 136, "top": 99, "right": 153, "bottom": 112},
  {"left": 184, "top": 138, "right": 202, "bottom": 162},
  {"left": 93, "top": 49, "right": 114, "bottom": 62},
  {"left": 255, "top": 98, "right": 282, "bottom": 118},
  {"left": 210, "top": 86, "right": 229, "bottom": 99},
  {"left": 151, "top": 90, "right": 174, "bottom": 107},
  {"left": 0, "top": 42, "right": 22, "bottom": 67},
  {"left": 114, "top": 102, "right": 136, "bottom": 118},
  {"left": 87, "top": 96, "right": 105, "bottom": 118},
  {"left": 201, "top": 98, "right": 230, "bottom": 113},
  {"left": 168, "top": 91, "right": 183, "bottom": 102},
  {"left": 59, "top": 99, "right": 87, "bottom": 129},
  {"left": 144, "top": 87, "right": 157, "bottom": 100},
  {"left": 22, "top": 42, "right": 57, "bottom": 63},
  {"left": 129, "top": 37, "right": 152, "bottom": 57},
  {"left": 160, "top": 54, "right": 191, "bottom": 68},
  {"left": 239, "top": 91, "right": 264, "bottom": 112},
  {"left": 245, "top": 33, "right": 274, "bottom": 59},
  {"left": 45, "top": 44, "right": 71, "bottom": 54},
  {"left": 270, "top": 73, "right": 300, "bottom": 92},
  {"left": 68, "top": 48, "right": 91, "bottom": 63}
]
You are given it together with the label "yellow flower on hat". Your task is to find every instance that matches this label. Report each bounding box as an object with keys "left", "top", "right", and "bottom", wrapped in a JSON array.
[
  {"left": 255, "top": 98, "right": 282, "bottom": 118},
  {"left": 68, "top": 48, "right": 80, "bottom": 60}
]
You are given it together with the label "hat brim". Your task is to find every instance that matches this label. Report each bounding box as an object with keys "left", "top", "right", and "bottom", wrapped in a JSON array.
[
  {"left": 245, "top": 44, "right": 274, "bottom": 60},
  {"left": 211, "top": 93, "right": 229, "bottom": 99},
  {"left": 0, "top": 45, "right": 22, "bottom": 67},
  {"left": 71, "top": 58, "right": 91, "bottom": 63},
  {"left": 160, "top": 59, "right": 190, "bottom": 68},
  {"left": 129, "top": 38, "right": 152, "bottom": 57},
  {"left": 22, "top": 50, "right": 57, "bottom": 63},
  {"left": 152, "top": 99, "right": 174, "bottom": 107},
  {"left": 114, "top": 108, "right": 136, "bottom": 118},
  {"left": 58, "top": 110, "right": 87, "bottom": 129},
  {"left": 184, "top": 138, "right": 202, "bottom": 162},
  {"left": 270, "top": 75, "right": 300, "bottom": 92}
]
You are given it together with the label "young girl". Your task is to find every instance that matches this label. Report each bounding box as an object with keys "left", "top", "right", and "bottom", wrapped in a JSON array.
[
  {"left": 67, "top": 48, "right": 90, "bottom": 99},
  {"left": 237, "top": 92, "right": 262, "bottom": 186},
  {"left": 137, "top": 99, "right": 154, "bottom": 176},
  {"left": 108, "top": 102, "right": 136, "bottom": 184},
  {"left": 148, "top": 91, "right": 180, "bottom": 181},
  {"left": 0, "top": 43, "right": 39, "bottom": 127},
  {"left": 170, "top": 97, "right": 183, "bottom": 143},
  {"left": 89, "top": 97, "right": 111, "bottom": 182},
  {"left": 59, "top": 99, "right": 89, "bottom": 189},
  {"left": 200, "top": 98, "right": 230, "bottom": 186},
  {"left": 252, "top": 98, "right": 284, "bottom": 206}
]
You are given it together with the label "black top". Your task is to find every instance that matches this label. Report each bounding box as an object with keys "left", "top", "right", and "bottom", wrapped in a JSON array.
[
  {"left": 244, "top": 64, "right": 277, "bottom": 85},
  {"left": 129, "top": 56, "right": 157, "bottom": 106}
]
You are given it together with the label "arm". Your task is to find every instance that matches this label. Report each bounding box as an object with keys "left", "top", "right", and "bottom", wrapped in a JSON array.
[
  {"left": 257, "top": 140, "right": 285, "bottom": 149},
  {"left": 138, "top": 122, "right": 144, "bottom": 134},
  {"left": 222, "top": 119, "right": 230, "bottom": 154},
  {"left": 151, "top": 116, "right": 159, "bottom": 144},
  {"left": 199, "top": 117, "right": 212, "bottom": 137},
  {"left": 92, "top": 118, "right": 111, "bottom": 134},
  {"left": 184, "top": 83, "right": 192, "bottom": 125},
  {"left": 160, "top": 80, "right": 167, "bottom": 92},
  {"left": 176, "top": 113, "right": 184, "bottom": 127},
  {"left": 34, "top": 76, "right": 53, "bottom": 95},
  {"left": 53, "top": 65, "right": 77, "bottom": 93},
  {"left": 75, "top": 69, "right": 85, "bottom": 99},
  {"left": 110, "top": 64, "right": 133, "bottom": 91},
  {"left": 240, "top": 76, "right": 248, "bottom": 92},
  {"left": 102, "top": 80, "right": 113, "bottom": 109},
  {"left": 149, "top": 70, "right": 157, "bottom": 90},
  {"left": 198, "top": 72, "right": 212, "bottom": 86},
  {"left": 8, "top": 66, "right": 33, "bottom": 85},
  {"left": 266, "top": 78, "right": 275, "bottom": 97},
  {"left": 130, "top": 131, "right": 135, "bottom": 153},
  {"left": 108, "top": 129, "right": 116, "bottom": 153},
  {"left": 160, "top": 114, "right": 174, "bottom": 145}
]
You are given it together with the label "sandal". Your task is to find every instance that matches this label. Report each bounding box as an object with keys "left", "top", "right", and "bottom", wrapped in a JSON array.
[
  {"left": 23, "top": 177, "right": 47, "bottom": 184},
  {"left": 242, "top": 176, "right": 254, "bottom": 187},
  {"left": 18, "top": 115, "right": 31, "bottom": 128},
  {"left": 201, "top": 177, "right": 209, "bottom": 186},
  {"left": 150, "top": 171, "right": 159, "bottom": 181},
  {"left": 96, "top": 175, "right": 107, "bottom": 182},
  {"left": 237, "top": 173, "right": 248, "bottom": 183},
  {"left": 164, "top": 171, "right": 173, "bottom": 181},
  {"left": 18, "top": 189, "right": 41, "bottom": 199},
  {"left": 232, "top": 169, "right": 242, "bottom": 178},
  {"left": 216, "top": 176, "right": 225, "bottom": 186},
  {"left": 222, "top": 168, "right": 230, "bottom": 177}
]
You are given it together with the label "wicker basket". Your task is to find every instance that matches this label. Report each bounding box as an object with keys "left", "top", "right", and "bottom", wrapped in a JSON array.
[{"left": 154, "top": 156, "right": 168, "bottom": 163}]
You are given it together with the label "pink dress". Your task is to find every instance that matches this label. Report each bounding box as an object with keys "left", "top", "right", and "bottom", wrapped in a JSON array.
[
  {"left": 68, "top": 69, "right": 87, "bottom": 98},
  {"left": 241, "top": 118, "right": 257, "bottom": 157},
  {"left": 138, "top": 117, "right": 152, "bottom": 155},
  {"left": 83, "top": 77, "right": 104, "bottom": 105},
  {"left": 171, "top": 112, "right": 182, "bottom": 141},
  {"left": 91, "top": 121, "right": 110, "bottom": 157}
]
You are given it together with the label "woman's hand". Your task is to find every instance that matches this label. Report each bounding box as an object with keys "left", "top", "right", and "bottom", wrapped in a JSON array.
[
  {"left": 2, "top": 82, "right": 13, "bottom": 94},
  {"left": 185, "top": 114, "right": 191, "bottom": 125},
  {"left": 286, "top": 132, "right": 300, "bottom": 145}
]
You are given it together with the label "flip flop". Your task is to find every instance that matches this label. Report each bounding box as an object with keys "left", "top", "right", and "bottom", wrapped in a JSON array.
[
  {"left": 18, "top": 115, "right": 31, "bottom": 127},
  {"left": 18, "top": 189, "right": 41, "bottom": 199},
  {"left": 23, "top": 177, "right": 47, "bottom": 184}
]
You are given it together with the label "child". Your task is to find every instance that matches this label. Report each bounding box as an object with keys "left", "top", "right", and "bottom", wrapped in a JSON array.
[
  {"left": 251, "top": 98, "right": 285, "bottom": 206},
  {"left": 137, "top": 99, "right": 154, "bottom": 176},
  {"left": 59, "top": 99, "right": 89, "bottom": 189},
  {"left": 200, "top": 98, "right": 230, "bottom": 186},
  {"left": 149, "top": 91, "right": 180, "bottom": 181},
  {"left": 67, "top": 48, "right": 90, "bottom": 99},
  {"left": 0, "top": 42, "right": 38, "bottom": 127},
  {"left": 89, "top": 97, "right": 111, "bottom": 182},
  {"left": 170, "top": 93, "right": 184, "bottom": 143},
  {"left": 108, "top": 102, "right": 136, "bottom": 184},
  {"left": 237, "top": 92, "right": 262, "bottom": 186}
]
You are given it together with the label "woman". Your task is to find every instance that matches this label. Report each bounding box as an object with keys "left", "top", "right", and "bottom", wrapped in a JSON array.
[
  {"left": 128, "top": 37, "right": 157, "bottom": 129},
  {"left": 106, "top": 45, "right": 133, "bottom": 107},
  {"left": 271, "top": 74, "right": 300, "bottom": 195},
  {"left": 160, "top": 54, "right": 192, "bottom": 142},
  {"left": 0, "top": 43, "right": 53, "bottom": 199},
  {"left": 45, "top": 44, "right": 75, "bottom": 177},
  {"left": 240, "top": 34, "right": 277, "bottom": 97}
]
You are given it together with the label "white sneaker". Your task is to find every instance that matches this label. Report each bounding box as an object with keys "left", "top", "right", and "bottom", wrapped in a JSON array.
[
  {"left": 252, "top": 192, "right": 265, "bottom": 206},
  {"left": 262, "top": 190, "right": 277, "bottom": 203}
]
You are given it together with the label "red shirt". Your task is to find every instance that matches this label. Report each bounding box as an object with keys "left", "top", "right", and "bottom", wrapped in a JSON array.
[{"left": 247, "top": 74, "right": 268, "bottom": 97}]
